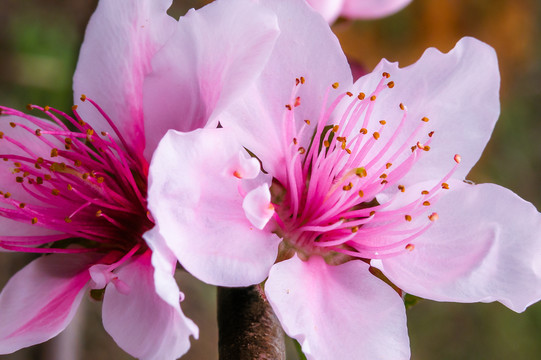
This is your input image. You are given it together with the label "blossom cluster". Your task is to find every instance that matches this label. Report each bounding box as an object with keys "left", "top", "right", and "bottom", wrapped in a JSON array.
[{"left": 1, "top": 0, "right": 540, "bottom": 359}]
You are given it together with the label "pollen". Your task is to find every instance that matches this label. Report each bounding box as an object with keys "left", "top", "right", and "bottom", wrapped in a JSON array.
[{"left": 355, "top": 167, "right": 367, "bottom": 177}]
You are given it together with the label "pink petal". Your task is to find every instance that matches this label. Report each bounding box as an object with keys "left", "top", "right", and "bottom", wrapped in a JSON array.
[
  {"left": 378, "top": 180, "right": 541, "bottom": 313},
  {"left": 73, "top": 0, "right": 176, "bottom": 156},
  {"left": 0, "top": 254, "right": 94, "bottom": 354},
  {"left": 265, "top": 255, "right": 410, "bottom": 360},
  {"left": 242, "top": 184, "right": 274, "bottom": 230},
  {"left": 144, "top": 226, "right": 187, "bottom": 307},
  {"left": 218, "top": 0, "right": 352, "bottom": 182},
  {"left": 102, "top": 252, "right": 198, "bottom": 360},
  {"left": 305, "top": 0, "right": 345, "bottom": 23},
  {"left": 142, "top": 0, "right": 280, "bottom": 158},
  {"left": 350, "top": 37, "right": 500, "bottom": 188},
  {"left": 147, "top": 128, "right": 281, "bottom": 287},
  {"left": 342, "top": 0, "right": 412, "bottom": 19}
]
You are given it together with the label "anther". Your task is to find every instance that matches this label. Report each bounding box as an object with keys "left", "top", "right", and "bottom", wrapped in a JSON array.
[
  {"left": 379, "top": 120, "right": 386, "bottom": 125},
  {"left": 304, "top": 119, "right": 311, "bottom": 125},
  {"left": 67, "top": 184, "right": 73, "bottom": 191},
  {"left": 80, "top": 94, "right": 87, "bottom": 101},
  {"left": 294, "top": 97, "right": 301, "bottom": 107},
  {"left": 51, "top": 148, "right": 58, "bottom": 157},
  {"left": 9, "top": 122, "right": 16, "bottom": 128},
  {"left": 351, "top": 226, "right": 359, "bottom": 233},
  {"left": 26, "top": 104, "right": 34, "bottom": 110},
  {"left": 370, "top": 95, "right": 377, "bottom": 101},
  {"left": 72, "top": 105, "right": 78, "bottom": 111},
  {"left": 428, "top": 131, "right": 434, "bottom": 137},
  {"left": 386, "top": 163, "right": 392, "bottom": 169},
  {"left": 19, "top": 203, "right": 25, "bottom": 209},
  {"left": 36, "top": 177, "right": 44, "bottom": 185},
  {"left": 3, "top": 192, "right": 10, "bottom": 198},
  {"left": 51, "top": 189, "right": 60, "bottom": 196},
  {"left": 442, "top": 183, "right": 449, "bottom": 189},
  {"left": 355, "top": 167, "right": 367, "bottom": 178},
  {"left": 332, "top": 82, "right": 339, "bottom": 89},
  {"left": 298, "top": 147, "right": 306, "bottom": 154},
  {"left": 382, "top": 72, "right": 390, "bottom": 78},
  {"left": 454, "top": 154, "right": 461, "bottom": 163},
  {"left": 405, "top": 244, "right": 415, "bottom": 251},
  {"left": 387, "top": 81, "right": 395, "bottom": 88},
  {"left": 233, "top": 171, "right": 242, "bottom": 179},
  {"left": 421, "top": 190, "right": 429, "bottom": 195},
  {"left": 379, "top": 173, "right": 387, "bottom": 179},
  {"left": 342, "top": 182, "right": 353, "bottom": 191},
  {"left": 369, "top": 211, "right": 376, "bottom": 216},
  {"left": 293, "top": 138, "right": 298, "bottom": 145},
  {"left": 15, "top": 177, "right": 23, "bottom": 183},
  {"left": 0, "top": 132, "right": 3, "bottom": 139},
  {"left": 358, "top": 93, "right": 365, "bottom": 100},
  {"left": 64, "top": 217, "right": 72, "bottom": 223},
  {"left": 300, "top": 77, "right": 305, "bottom": 84},
  {"left": 358, "top": 190, "right": 364, "bottom": 197},
  {"left": 332, "top": 125, "right": 339, "bottom": 132},
  {"left": 360, "top": 128, "right": 368, "bottom": 134},
  {"left": 97, "top": 177, "right": 105, "bottom": 183},
  {"left": 422, "top": 201, "right": 430, "bottom": 206},
  {"left": 44, "top": 106, "right": 50, "bottom": 112},
  {"left": 35, "top": 129, "right": 42, "bottom": 136},
  {"left": 323, "top": 140, "right": 330, "bottom": 148},
  {"left": 429, "top": 213, "right": 439, "bottom": 221},
  {"left": 74, "top": 160, "right": 82, "bottom": 167},
  {"left": 405, "top": 215, "right": 412, "bottom": 222},
  {"left": 421, "top": 117, "right": 429, "bottom": 122},
  {"left": 31, "top": 217, "right": 38, "bottom": 224},
  {"left": 285, "top": 104, "right": 292, "bottom": 110},
  {"left": 372, "top": 132, "right": 380, "bottom": 140},
  {"left": 399, "top": 103, "right": 405, "bottom": 110},
  {"left": 96, "top": 210, "right": 103, "bottom": 217},
  {"left": 346, "top": 92, "right": 353, "bottom": 97}
]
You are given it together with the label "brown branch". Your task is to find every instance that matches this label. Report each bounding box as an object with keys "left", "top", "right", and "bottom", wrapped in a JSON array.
[{"left": 217, "top": 286, "right": 285, "bottom": 360}]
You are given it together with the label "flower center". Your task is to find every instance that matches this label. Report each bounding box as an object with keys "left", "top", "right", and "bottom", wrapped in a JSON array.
[
  {"left": 0, "top": 97, "right": 152, "bottom": 256},
  {"left": 270, "top": 74, "right": 460, "bottom": 262}
]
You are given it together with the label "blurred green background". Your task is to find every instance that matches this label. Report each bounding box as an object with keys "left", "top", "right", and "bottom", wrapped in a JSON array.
[{"left": 0, "top": 0, "right": 540, "bottom": 359}]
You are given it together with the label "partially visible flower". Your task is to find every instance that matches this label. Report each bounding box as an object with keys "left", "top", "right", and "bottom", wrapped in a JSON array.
[
  {"left": 0, "top": 0, "right": 280, "bottom": 358},
  {"left": 145, "top": 0, "right": 541, "bottom": 359},
  {"left": 307, "top": 0, "right": 412, "bottom": 23}
]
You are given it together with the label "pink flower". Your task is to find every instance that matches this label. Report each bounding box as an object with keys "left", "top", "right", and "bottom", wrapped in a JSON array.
[
  {"left": 146, "top": 0, "right": 541, "bottom": 358},
  {"left": 307, "top": 0, "right": 413, "bottom": 23},
  {"left": 0, "top": 0, "right": 280, "bottom": 358}
]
